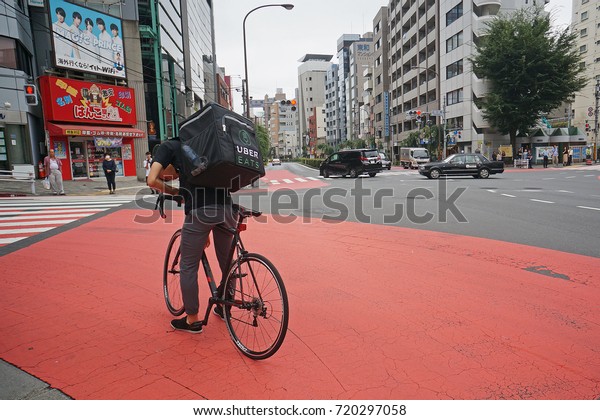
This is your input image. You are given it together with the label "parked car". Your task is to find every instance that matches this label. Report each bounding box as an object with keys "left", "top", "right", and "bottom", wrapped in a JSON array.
[
  {"left": 418, "top": 153, "right": 504, "bottom": 179},
  {"left": 379, "top": 152, "right": 392, "bottom": 170},
  {"left": 319, "top": 149, "right": 382, "bottom": 178},
  {"left": 271, "top": 158, "right": 281, "bottom": 166}
]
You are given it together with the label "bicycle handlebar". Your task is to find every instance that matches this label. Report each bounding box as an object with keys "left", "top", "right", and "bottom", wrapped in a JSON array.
[
  {"left": 154, "top": 194, "right": 262, "bottom": 220},
  {"left": 155, "top": 193, "right": 183, "bottom": 219}
]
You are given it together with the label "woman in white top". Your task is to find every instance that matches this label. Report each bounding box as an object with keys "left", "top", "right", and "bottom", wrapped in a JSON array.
[{"left": 43, "top": 149, "right": 65, "bottom": 195}]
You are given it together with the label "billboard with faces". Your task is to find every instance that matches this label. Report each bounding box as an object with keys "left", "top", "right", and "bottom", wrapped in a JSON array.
[{"left": 49, "top": 0, "right": 126, "bottom": 79}]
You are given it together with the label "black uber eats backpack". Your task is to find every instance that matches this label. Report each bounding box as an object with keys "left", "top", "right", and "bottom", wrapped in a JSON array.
[{"left": 178, "top": 102, "right": 265, "bottom": 192}]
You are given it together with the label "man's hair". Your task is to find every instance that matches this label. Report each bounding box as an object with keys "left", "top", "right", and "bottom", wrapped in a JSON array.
[
  {"left": 84, "top": 17, "right": 93, "bottom": 26},
  {"left": 72, "top": 12, "right": 82, "bottom": 20},
  {"left": 56, "top": 8, "right": 66, "bottom": 18},
  {"left": 110, "top": 23, "right": 118, "bottom": 31},
  {"left": 96, "top": 17, "right": 105, "bottom": 26}
]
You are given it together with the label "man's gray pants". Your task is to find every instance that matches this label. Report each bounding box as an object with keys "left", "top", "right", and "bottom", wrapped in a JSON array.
[{"left": 180, "top": 204, "right": 236, "bottom": 315}]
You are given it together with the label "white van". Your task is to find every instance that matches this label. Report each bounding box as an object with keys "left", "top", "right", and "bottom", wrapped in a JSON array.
[{"left": 400, "top": 147, "right": 430, "bottom": 169}]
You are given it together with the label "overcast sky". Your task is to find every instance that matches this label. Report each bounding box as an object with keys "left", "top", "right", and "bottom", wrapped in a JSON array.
[{"left": 213, "top": 0, "right": 573, "bottom": 114}]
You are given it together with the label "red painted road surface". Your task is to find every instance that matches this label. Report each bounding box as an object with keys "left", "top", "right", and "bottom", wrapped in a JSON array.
[{"left": 1, "top": 209, "right": 599, "bottom": 400}]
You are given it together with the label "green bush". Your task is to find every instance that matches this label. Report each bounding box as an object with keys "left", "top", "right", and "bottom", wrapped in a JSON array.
[{"left": 297, "top": 158, "right": 324, "bottom": 169}]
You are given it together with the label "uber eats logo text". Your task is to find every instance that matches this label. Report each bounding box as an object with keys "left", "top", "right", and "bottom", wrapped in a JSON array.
[{"left": 235, "top": 130, "right": 261, "bottom": 170}]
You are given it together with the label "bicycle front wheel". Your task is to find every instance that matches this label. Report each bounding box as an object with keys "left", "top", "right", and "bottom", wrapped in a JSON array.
[
  {"left": 223, "top": 253, "right": 289, "bottom": 360},
  {"left": 163, "top": 229, "right": 185, "bottom": 316}
]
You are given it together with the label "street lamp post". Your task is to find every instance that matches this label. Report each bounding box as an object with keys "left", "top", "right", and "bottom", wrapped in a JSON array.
[{"left": 243, "top": 3, "right": 294, "bottom": 118}]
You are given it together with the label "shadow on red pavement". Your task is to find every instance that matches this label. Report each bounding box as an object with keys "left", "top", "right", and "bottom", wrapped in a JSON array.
[{"left": 1, "top": 209, "right": 599, "bottom": 399}]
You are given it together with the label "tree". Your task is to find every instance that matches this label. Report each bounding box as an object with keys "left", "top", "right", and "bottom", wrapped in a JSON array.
[
  {"left": 470, "top": 7, "right": 586, "bottom": 154},
  {"left": 255, "top": 124, "right": 271, "bottom": 160}
]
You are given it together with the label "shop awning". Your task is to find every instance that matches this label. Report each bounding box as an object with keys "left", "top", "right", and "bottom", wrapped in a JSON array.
[{"left": 46, "top": 123, "right": 146, "bottom": 138}]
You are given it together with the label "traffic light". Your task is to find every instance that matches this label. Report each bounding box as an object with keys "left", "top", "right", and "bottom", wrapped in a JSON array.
[
  {"left": 24, "top": 84, "right": 38, "bottom": 106},
  {"left": 585, "top": 121, "right": 590, "bottom": 132},
  {"left": 405, "top": 109, "right": 422, "bottom": 119},
  {"left": 280, "top": 99, "right": 297, "bottom": 111}
]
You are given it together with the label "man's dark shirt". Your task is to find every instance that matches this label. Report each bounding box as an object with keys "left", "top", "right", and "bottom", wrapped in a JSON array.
[{"left": 153, "top": 139, "right": 231, "bottom": 214}]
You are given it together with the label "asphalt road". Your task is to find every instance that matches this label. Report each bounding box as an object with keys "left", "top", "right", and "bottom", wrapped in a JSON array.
[{"left": 238, "top": 163, "right": 600, "bottom": 258}]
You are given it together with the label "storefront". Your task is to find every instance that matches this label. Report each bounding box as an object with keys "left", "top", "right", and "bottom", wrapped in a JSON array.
[{"left": 39, "top": 76, "right": 144, "bottom": 180}]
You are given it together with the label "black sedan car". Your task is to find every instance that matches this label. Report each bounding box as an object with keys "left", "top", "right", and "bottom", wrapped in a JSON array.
[{"left": 418, "top": 153, "right": 504, "bottom": 179}]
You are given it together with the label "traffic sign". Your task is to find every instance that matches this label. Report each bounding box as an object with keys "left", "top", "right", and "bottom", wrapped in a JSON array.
[{"left": 430, "top": 110, "right": 443, "bottom": 117}]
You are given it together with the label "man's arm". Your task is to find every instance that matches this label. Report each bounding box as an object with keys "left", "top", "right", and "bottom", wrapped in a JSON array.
[{"left": 147, "top": 161, "right": 179, "bottom": 196}]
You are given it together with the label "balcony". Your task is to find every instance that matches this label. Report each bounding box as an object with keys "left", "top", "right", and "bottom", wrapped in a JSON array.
[
  {"left": 471, "top": 73, "right": 488, "bottom": 98},
  {"left": 473, "top": 0, "right": 501, "bottom": 10},
  {"left": 363, "top": 78, "right": 373, "bottom": 92},
  {"left": 472, "top": 103, "right": 490, "bottom": 129},
  {"left": 473, "top": 15, "right": 495, "bottom": 37}
]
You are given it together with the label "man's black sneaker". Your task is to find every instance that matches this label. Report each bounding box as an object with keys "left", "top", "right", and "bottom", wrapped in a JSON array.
[
  {"left": 170, "top": 317, "right": 203, "bottom": 333},
  {"left": 213, "top": 305, "right": 225, "bottom": 320}
]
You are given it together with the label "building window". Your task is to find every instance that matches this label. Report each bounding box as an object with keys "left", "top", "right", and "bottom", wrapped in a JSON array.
[
  {"left": 446, "top": 2, "right": 463, "bottom": 26},
  {"left": 446, "top": 59, "right": 463, "bottom": 79},
  {"left": 446, "top": 88, "right": 463, "bottom": 105},
  {"left": 582, "top": 0, "right": 588, "bottom": 4},
  {"left": 581, "top": 28, "right": 588, "bottom": 37},
  {"left": 580, "top": 45, "right": 587, "bottom": 53},
  {"left": 446, "top": 31, "right": 463, "bottom": 52},
  {"left": 581, "top": 11, "right": 588, "bottom": 21}
]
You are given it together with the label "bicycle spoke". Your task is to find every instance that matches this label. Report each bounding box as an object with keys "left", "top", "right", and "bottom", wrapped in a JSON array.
[{"left": 223, "top": 254, "right": 288, "bottom": 359}]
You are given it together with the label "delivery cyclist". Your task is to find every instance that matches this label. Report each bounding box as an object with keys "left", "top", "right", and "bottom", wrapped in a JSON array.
[{"left": 148, "top": 138, "right": 235, "bottom": 333}]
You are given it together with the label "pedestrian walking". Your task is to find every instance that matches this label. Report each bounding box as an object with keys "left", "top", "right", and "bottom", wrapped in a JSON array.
[
  {"left": 102, "top": 154, "right": 117, "bottom": 194},
  {"left": 568, "top": 148, "right": 573, "bottom": 166},
  {"left": 43, "top": 149, "right": 65, "bottom": 195},
  {"left": 562, "top": 148, "right": 568, "bottom": 166},
  {"left": 543, "top": 149, "right": 548, "bottom": 168},
  {"left": 144, "top": 151, "right": 156, "bottom": 194},
  {"left": 552, "top": 145, "right": 559, "bottom": 167},
  {"left": 527, "top": 149, "right": 533, "bottom": 169}
]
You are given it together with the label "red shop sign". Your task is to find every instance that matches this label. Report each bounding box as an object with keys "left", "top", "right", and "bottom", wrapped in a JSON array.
[{"left": 39, "top": 75, "right": 137, "bottom": 126}]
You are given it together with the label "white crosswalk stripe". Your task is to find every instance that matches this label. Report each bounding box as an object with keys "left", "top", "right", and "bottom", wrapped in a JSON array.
[{"left": 0, "top": 196, "right": 132, "bottom": 247}]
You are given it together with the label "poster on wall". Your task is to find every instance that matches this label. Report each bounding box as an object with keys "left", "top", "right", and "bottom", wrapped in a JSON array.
[
  {"left": 122, "top": 144, "right": 132, "bottom": 160},
  {"left": 54, "top": 140, "right": 68, "bottom": 158},
  {"left": 49, "top": 0, "right": 126, "bottom": 79}
]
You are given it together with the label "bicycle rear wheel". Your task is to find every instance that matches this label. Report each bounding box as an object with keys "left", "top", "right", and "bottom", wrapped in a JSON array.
[
  {"left": 223, "top": 253, "right": 289, "bottom": 360},
  {"left": 163, "top": 229, "right": 184, "bottom": 316}
]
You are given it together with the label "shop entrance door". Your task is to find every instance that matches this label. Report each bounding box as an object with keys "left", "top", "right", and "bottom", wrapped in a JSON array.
[{"left": 70, "top": 141, "right": 88, "bottom": 178}]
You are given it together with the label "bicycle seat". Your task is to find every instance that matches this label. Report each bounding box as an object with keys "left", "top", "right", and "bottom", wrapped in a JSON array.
[{"left": 232, "top": 203, "right": 262, "bottom": 218}]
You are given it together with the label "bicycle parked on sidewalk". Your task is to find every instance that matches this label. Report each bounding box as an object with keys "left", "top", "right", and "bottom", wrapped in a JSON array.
[{"left": 155, "top": 194, "right": 289, "bottom": 360}]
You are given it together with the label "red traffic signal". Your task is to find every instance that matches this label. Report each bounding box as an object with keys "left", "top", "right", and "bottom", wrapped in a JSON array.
[{"left": 24, "top": 84, "right": 38, "bottom": 106}]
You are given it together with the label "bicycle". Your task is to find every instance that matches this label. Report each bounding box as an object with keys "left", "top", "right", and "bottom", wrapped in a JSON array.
[{"left": 155, "top": 194, "right": 289, "bottom": 360}]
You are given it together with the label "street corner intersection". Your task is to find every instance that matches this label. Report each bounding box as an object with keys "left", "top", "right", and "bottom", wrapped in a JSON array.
[{"left": 0, "top": 206, "right": 599, "bottom": 400}]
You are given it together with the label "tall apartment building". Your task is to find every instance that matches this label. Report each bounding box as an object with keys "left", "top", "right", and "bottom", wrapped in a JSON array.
[
  {"left": 388, "top": 0, "right": 440, "bottom": 157},
  {"left": 389, "top": 0, "right": 552, "bottom": 157},
  {"left": 571, "top": 0, "right": 600, "bottom": 156},
  {"left": 0, "top": 1, "right": 39, "bottom": 173},
  {"left": 297, "top": 54, "right": 332, "bottom": 152},
  {"left": 265, "top": 89, "right": 299, "bottom": 158},
  {"left": 308, "top": 106, "right": 326, "bottom": 157},
  {"left": 348, "top": 32, "right": 373, "bottom": 141},
  {"left": 182, "top": 0, "right": 216, "bottom": 113},
  {"left": 325, "top": 63, "right": 340, "bottom": 147},
  {"left": 336, "top": 34, "right": 361, "bottom": 143},
  {"left": 371, "top": 7, "right": 390, "bottom": 151}
]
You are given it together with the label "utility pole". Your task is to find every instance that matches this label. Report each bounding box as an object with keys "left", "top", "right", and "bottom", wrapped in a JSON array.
[
  {"left": 442, "top": 97, "right": 447, "bottom": 159},
  {"left": 595, "top": 78, "right": 599, "bottom": 162}
]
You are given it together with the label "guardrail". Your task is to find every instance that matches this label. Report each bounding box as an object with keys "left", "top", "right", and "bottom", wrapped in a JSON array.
[{"left": 0, "top": 169, "right": 37, "bottom": 195}]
